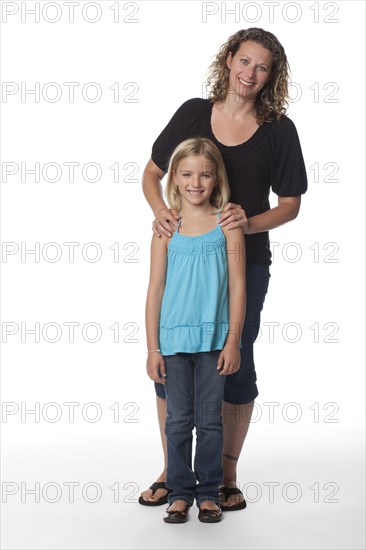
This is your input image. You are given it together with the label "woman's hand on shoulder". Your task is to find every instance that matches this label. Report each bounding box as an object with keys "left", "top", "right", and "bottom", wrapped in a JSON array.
[
  {"left": 153, "top": 207, "right": 181, "bottom": 238},
  {"left": 219, "top": 202, "right": 249, "bottom": 234}
]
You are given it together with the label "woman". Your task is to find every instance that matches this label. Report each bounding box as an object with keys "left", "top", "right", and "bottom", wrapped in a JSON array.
[{"left": 140, "top": 27, "right": 307, "bottom": 511}]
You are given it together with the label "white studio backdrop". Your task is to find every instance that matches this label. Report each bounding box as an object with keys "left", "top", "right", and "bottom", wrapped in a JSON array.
[{"left": 0, "top": 1, "right": 365, "bottom": 549}]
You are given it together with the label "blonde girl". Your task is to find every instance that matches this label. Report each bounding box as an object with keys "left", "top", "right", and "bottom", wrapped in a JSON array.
[{"left": 145, "top": 137, "right": 246, "bottom": 523}]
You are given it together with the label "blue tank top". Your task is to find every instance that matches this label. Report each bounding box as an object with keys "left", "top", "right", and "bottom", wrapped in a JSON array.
[{"left": 159, "top": 210, "right": 239, "bottom": 355}]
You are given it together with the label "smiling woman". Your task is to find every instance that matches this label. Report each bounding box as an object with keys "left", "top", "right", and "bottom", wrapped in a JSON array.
[
  {"left": 208, "top": 27, "right": 290, "bottom": 125},
  {"left": 210, "top": 41, "right": 273, "bottom": 146},
  {"left": 140, "top": 27, "right": 307, "bottom": 513}
]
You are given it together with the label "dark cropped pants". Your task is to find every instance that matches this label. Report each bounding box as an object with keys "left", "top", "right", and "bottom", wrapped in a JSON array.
[{"left": 154, "top": 263, "right": 270, "bottom": 405}]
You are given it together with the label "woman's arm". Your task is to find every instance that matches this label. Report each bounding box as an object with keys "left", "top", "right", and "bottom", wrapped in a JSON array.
[
  {"left": 145, "top": 233, "right": 169, "bottom": 382},
  {"left": 218, "top": 195, "right": 301, "bottom": 234},
  {"left": 142, "top": 159, "right": 180, "bottom": 237},
  {"left": 245, "top": 195, "right": 301, "bottom": 234},
  {"left": 217, "top": 226, "right": 246, "bottom": 375},
  {"left": 142, "top": 159, "right": 166, "bottom": 218}
]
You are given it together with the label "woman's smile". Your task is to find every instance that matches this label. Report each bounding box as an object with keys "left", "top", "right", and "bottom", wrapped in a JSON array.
[{"left": 237, "top": 76, "right": 255, "bottom": 87}]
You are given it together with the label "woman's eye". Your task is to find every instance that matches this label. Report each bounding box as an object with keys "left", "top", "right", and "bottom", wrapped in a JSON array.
[
  {"left": 258, "top": 66, "right": 267, "bottom": 72},
  {"left": 240, "top": 58, "right": 249, "bottom": 65}
]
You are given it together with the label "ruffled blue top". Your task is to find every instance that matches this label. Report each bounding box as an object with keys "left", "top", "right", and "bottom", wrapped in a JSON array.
[{"left": 159, "top": 210, "right": 239, "bottom": 355}]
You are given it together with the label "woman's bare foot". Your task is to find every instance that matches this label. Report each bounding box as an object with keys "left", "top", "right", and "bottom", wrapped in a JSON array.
[
  {"left": 220, "top": 481, "right": 245, "bottom": 508},
  {"left": 139, "top": 473, "right": 168, "bottom": 504}
]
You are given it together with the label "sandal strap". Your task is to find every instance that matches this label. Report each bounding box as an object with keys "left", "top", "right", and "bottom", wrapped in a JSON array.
[
  {"left": 219, "top": 486, "right": 243, "bottom": 497},
  {"left": 149, "top": 481, "right": 168, "bottom": 494}
]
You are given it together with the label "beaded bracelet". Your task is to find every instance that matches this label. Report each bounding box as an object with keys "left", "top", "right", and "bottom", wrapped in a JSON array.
[{"left": 147, "top": 349, "right": 161, "bottom": 354}]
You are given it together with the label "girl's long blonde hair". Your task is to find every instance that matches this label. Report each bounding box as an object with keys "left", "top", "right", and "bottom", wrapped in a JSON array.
[{"left": 165, "top": 138, "right": 230, "bottom": 211}]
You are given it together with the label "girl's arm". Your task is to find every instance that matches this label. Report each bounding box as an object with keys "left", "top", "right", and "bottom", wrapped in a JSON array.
[
  {"left": 217, "top": 226, "right": 246, "bottom": 375},
  {"left": 145, "top": 233, "right": 169, "bottom": 382}
]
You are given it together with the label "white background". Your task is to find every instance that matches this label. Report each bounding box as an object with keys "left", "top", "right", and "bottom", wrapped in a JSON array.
[{"left": 1, "top": 1, "right": 365, "bottom": 548}]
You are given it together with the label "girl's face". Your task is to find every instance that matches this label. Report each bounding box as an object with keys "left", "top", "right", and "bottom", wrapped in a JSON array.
[
  {"left": 226, "top": 39, "right": 272, "bottom": 100},
  {"left": 173, "top": 155, "right": 218, "bottom": 208}
]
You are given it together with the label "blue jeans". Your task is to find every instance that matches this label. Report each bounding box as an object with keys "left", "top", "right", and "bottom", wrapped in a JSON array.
[
  {"left": 156, "top": 264, "right": 271, "bottom": 404},
  {"left": 164, "top": 350, "right": 226, "bottom": 508}
]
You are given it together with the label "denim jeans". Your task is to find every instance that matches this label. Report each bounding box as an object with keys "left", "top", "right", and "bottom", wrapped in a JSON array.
[
  {"left": 164, "top": 350, "right": 226, "bottom": 508},
  {"left": 155, "top": 264, "right": 270, "bottom": 404}
]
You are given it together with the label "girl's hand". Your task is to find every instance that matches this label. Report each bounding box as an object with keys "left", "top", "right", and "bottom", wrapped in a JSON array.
[
  {"left": 152, "top": 207, "right": 180, "bottom": 238},
  {"left": 146, "top": 353, "right": 166, "bottom": 383},
  {"left": 217, "top": 344, "right": 241, "bottom": 376},
  {"left": 219, "top": 202, "right": 249, "bottom": 233}
]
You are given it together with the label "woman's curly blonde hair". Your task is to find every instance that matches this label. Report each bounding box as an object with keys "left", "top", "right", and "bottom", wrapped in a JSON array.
[{"left": 207, "top": 28, "right": 290, "bottom": 124}]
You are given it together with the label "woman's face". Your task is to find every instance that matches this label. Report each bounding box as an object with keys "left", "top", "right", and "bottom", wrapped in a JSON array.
[{"left": 226, "top": 40, "right": 272, "bottom": 100}]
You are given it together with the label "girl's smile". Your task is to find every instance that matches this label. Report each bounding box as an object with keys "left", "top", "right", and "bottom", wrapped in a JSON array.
[{"left": 173, "top": 155, "right": 217, "bottom": 212}]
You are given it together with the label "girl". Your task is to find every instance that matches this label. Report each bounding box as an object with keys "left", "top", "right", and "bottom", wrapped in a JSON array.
[{"left": 145, "top": 137, "right": 246, "bottom": 523}]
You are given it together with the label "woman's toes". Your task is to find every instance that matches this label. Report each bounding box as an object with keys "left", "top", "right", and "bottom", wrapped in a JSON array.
[
  {"left": 149, "top": 488, "right": 167, "bottom": 501},
  {"left": 226, "top": 494, "right": 243, "bottom": 506},
  {"left": 140, "top": 489, "right": 153, "bottom": 501}
]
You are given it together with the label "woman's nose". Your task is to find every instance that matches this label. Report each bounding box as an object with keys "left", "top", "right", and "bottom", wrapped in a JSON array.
[{"left": 245, "top": 65, "right": 255, "bottom": 79}]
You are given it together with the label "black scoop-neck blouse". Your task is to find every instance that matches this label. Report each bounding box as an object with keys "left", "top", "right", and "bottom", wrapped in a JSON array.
[{"left": 151, "top": 98, "right": 307, "bottom": 266}]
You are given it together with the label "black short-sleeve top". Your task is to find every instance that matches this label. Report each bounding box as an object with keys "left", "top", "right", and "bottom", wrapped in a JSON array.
[{"left": 151, "top": 98, "right": 307, "bottom": 266}]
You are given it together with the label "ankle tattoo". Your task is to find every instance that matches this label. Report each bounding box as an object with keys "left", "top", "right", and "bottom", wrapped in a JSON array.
[{"left": 223, "top": 454, "right": 238, "bottom": 461}]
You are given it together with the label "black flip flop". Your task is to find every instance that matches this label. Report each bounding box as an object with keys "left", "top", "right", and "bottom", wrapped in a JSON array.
[
  {"left": 219, "top": 486, "right": 247, "bottom": 511},
  {"left": 138, "top": 481, "right": 171, "bottom": 506}
]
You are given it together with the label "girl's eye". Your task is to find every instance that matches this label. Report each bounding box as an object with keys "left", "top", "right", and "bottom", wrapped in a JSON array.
[
  {"left": 258, "top": 66, "right": 267, "bottom": 72},
  {"left": 240, "top": 58, "right": 249, "bottom": 65}
]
